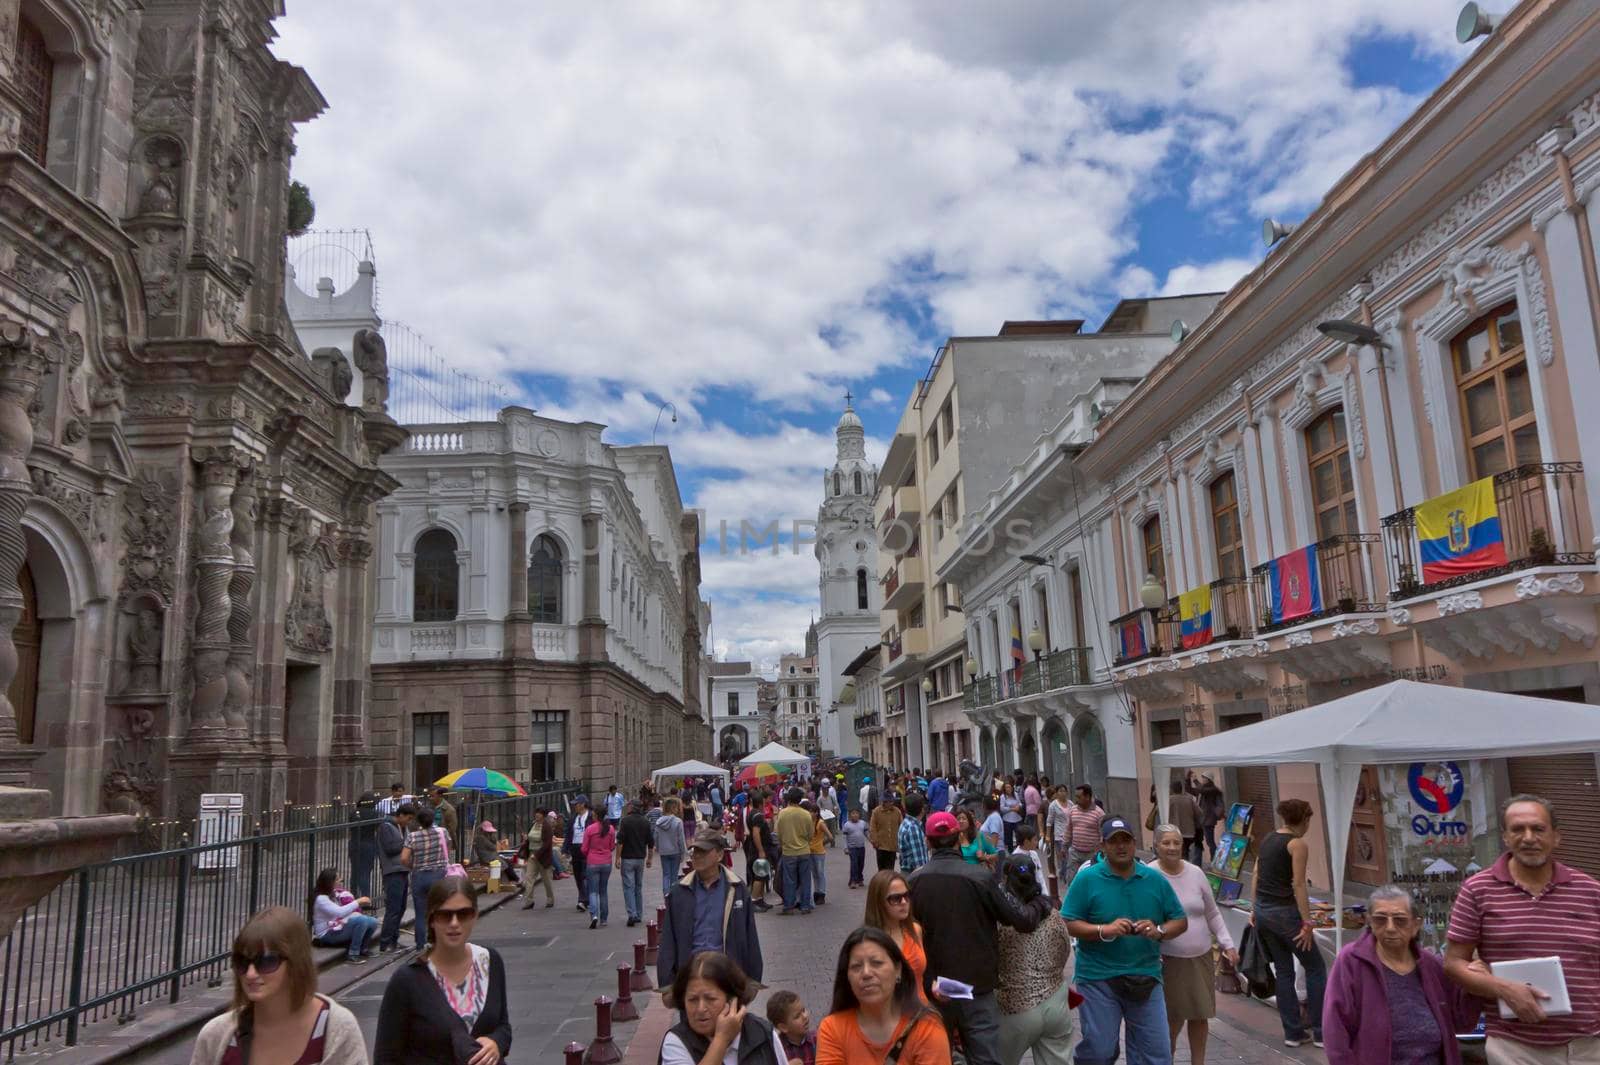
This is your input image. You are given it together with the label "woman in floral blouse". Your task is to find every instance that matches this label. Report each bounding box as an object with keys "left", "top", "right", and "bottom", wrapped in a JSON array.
[{"left": 374, "top": 877, "right": 511, "bottom": 1065}]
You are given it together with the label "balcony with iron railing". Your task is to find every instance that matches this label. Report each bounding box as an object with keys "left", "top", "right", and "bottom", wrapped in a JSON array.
[
  {"left": 963, "top": 647, "right": 1093, "bottom": 709},
  {"left": 1382, "top": 462, "right": 1593, "bottom": 599},
  {"left": 853, "top": 710, "right": 883, "bottom": 735},
  {"left": 1250, "top": 533, "right": 1385, "bottom": 633}
]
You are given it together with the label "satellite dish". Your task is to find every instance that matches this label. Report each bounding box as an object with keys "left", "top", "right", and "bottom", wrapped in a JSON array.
[
  {"left": 1170, "top": 319, "right": 1188, "bottom": 343},
  {"left": 1456, "top": 2, "right": 1499, "bottom": 43},
  {"left": 1262, "top": 219, "right": 1294, "bottom": 247}
]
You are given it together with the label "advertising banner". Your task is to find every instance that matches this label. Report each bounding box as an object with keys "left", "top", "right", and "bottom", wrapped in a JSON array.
[{"left": 1377, "top": 760, "right": 1499, "bottom": 951}]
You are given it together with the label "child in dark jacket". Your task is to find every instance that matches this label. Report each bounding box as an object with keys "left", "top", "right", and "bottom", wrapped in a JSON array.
[{"left": 767, "top": 990, "right": 816, "bottom": 1065}]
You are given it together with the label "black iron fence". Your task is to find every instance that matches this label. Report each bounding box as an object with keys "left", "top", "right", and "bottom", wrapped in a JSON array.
[
  {"left": 0, "top": 780, "right": 578, "bottom": 1057},
  {"left": 1249, "top": 533, "right": 1385, "bottom": 634},
  {"left": 1382, "top": 461, "right": 1592, "bottom": 599}
]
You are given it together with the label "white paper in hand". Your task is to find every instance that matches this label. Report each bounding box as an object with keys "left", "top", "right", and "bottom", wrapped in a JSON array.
[{"left": 934, "top": 976, "right": 975, "bottom": 1000}]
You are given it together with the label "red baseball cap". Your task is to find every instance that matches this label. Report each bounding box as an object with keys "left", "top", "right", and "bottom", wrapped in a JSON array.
[{"left": 925, "top": 812, "right": 960, "bottom": 839}]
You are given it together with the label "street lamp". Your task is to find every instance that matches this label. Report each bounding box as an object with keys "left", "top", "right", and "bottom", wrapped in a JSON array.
[
  {"left": 965, "top": 656, "right": 978, "bottom": 679},
  {"left": 921, "top": 676, "right": 934, "bottom": 695},
  {"left": 1027, "top": 626, "right": 1046, "bottom": 662},
  {"left": 1316, "top": 319, "right": 1385, "bottom": 348},
  {"left": 652, "top": 401, "right": 678, "bottom": 444},
  {"left": 1139, "top": 573, "right": 1167, "bottom": 611}
]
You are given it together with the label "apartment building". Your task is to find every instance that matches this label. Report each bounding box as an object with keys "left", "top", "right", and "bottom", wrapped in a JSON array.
[{"left": 1077, "top": 0, "right": 1600, "bottom": 885}]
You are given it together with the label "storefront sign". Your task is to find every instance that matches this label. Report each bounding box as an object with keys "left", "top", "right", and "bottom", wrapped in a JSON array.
[
  {"left": 1385, "top": 664, "right": 1451, "bottom": 683},
  {"left": 1378, "top": 760, "right": 1497, "bottom": 951},
  {"left": 1268, "top": 684, "right": 1306, "bottom": 717}
]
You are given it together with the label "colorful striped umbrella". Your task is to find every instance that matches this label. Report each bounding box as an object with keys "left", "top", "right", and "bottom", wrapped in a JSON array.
[
  {"left": 734, "top": 762, "right": 785, "bottom": 786},
  {"left": 433, "top": 767, "right": 526, "bottom": 796}
]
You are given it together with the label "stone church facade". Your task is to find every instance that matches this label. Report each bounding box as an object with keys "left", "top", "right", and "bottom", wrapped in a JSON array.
[{"left": 0, "top": 0, "right": 401, "bottom": 818}]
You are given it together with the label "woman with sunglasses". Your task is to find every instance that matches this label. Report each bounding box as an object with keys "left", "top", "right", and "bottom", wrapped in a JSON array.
[
  {"left": 862, "top": 871, "right": 927, "bottom": 1001},
  {"left": 191, "top": 906, "right": 367, "bottom": 1064},
  {"left": 374, "top": 876, "right": 512, "bottom": 1065},
  {"left": 1321, "top": 884, "right": 1482, "bottom": 1065},
  {"left": 816, "top": 927, "right": 948, "bottom": 1065}
]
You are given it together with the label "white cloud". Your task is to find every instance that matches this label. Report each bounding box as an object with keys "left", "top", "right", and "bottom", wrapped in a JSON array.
[
  {"left": 1158, "top": 258, "right": 1258, "bottom": 298},
  {"left": 271, "top": 0, "right": 1467, "bottom": 663}
]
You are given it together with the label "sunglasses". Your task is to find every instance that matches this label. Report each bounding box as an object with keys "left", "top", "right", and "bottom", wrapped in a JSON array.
[
  {"left": 435, "top": 906, "right": 478, "bottom": 924},
  {"left": 231, "top": 951, "right": 284, "bottom": 976},
  {"left": 1368, "top": 914, "right": 1413, "bottom": 928},
  {"left": 885, "top": 892, "right": 910, "bottom": 904}
]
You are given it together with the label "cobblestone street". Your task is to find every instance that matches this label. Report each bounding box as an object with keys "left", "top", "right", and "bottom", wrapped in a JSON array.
[{"left": 129, "top": 844, "right": 1329, "bottom": 1064}]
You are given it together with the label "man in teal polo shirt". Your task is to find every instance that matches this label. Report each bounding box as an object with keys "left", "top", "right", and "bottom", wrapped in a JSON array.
[{"left": 1061, "top": 815, "right": 1187, "bottom": 1064}]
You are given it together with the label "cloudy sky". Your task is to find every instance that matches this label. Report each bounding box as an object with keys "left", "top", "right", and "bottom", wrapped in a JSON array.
[{"left": 272, "top": 1, "right": 1472, "bottom": 672}]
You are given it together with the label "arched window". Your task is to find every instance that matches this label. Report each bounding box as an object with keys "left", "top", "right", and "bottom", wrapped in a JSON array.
[
  {"left": 413, "top": 530, "right": 459, "bottom": 621},
  {"left": 529, "top": 534, "right": 563, "bottom": 623},
  {"left": 853, "top": 471, "right": 863, "bottom": 495},
  {"left": 856, "top": 568, "right": 869, "bottom": 610},
  {"left": 833, "top": 471, "right": 842, "bottom": 496},
  {"left": 17, "top": 19, "right": 53, "bottom": 166}
]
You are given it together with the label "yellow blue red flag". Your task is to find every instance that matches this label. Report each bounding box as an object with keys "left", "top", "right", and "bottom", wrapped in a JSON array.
[
  {"left": 1416, "top": 477, "right": 1508, "bottom": 584},
  {"left": 1178, "top": 585, "right": 1212, "bottom": 649}
]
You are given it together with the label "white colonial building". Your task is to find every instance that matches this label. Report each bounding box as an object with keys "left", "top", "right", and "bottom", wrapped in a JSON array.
[
  {"left": 815, "top": 399, "right": 880, "bottom": 758},
  {"left": 708, "top": 661, "right": 762, "bottom": 762}
]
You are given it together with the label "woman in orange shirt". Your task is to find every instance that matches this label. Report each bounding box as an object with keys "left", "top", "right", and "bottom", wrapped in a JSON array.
[
  {"left": 816, "top": 927, "right": 947, "bottom": 1065},
  {"left": 863, "top": 871, "right": 927, "bottom": 1002}
]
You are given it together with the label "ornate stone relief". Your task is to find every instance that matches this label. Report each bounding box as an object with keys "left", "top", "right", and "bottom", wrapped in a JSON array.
[
  {"left": 286, "top": 508, "right": 334, "bottom": 654},
  {"left": 1436, "top": 591, "right": 1484, "bottom": 616},
  {"left": 120, "top": 469, "right": 178, "bottom": 606},
  {"left": 1514, "top": 572, "right": 1586, "bottom": 599},
  {"left": 1388, "top": 606, "right": 1412, "bottom": 626},
  {"left": 1331, "top": 619, "right": 1380, "bottom": 638}
]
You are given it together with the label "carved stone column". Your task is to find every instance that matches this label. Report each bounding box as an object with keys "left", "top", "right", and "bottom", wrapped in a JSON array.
[
  {"left": 188, "top": 449, "right": 240, "bottom": 743},
  {"left": 505, "top": 502, "right": 531, "bottom": 656},
  {"left": 0, "top": 322, "right": 50, "bottom": 782},
  {"left": 222, "top": 473, "right": 258, "bottom": 736},
  {"left": 577, "top": 512, "right": 608, "bottom": 662}
]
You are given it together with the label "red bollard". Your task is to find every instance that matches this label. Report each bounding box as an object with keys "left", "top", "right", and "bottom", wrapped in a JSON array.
[
  {"left": 613, "top": 964, "right": 639, "bottom": 1022},
  {"left": 644, "top": 920, "right": 660, "bottom": 965},
  {"left": 566, "top": 1042, "right": 585, "bottom": 1065},
  {"left": 631, "top": 941, "right": 652, "bottom": 991},
  {"left": 584, "top": 997, "right": 622, "bottom": 1065}
]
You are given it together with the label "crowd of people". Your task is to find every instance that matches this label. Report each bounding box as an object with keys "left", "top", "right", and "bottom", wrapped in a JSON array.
[{"left": 188, "top": 766, "right": 1600, "bottom": 1065}]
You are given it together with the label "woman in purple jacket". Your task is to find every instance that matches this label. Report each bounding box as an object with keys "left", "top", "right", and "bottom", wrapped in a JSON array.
[{"left": 1322, "top": 885, "right": 1483, "bottom": 1065}]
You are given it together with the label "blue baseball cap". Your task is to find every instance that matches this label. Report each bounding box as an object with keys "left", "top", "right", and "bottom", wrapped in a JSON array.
[
  {"left": 573, "top": 794, "right": 590, "bottom": 806},
  {"left": 1101, "top": 816, "right": 1135, "bottom": 841}
]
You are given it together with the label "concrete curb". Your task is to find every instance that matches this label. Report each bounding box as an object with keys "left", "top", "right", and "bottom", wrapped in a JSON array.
[{"left": 37, "top": 887, "right": 526, "bottom": 1064}]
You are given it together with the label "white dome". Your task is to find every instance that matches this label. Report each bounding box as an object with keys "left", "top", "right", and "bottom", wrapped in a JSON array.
[{"left": 837, "top": 407, "right": 863, "bottom": 431}]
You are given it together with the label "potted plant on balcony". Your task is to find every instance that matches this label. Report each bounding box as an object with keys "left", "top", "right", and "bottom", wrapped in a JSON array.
[
  {"left": 1396, "top": 563, "right": 1420, "bottom": 598},
  {"left": 1528, "top": 526, "right": 1555, "bottom": 564},
  {"left": 1336, "top": 584, "right": 1356, "bottom": 614},
  {"left": 1259, "top": 608, "right": 1274, "bottom": 630}
]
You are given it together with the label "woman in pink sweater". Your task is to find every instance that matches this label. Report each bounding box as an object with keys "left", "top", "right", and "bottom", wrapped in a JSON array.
[
  {"left": 582, "top": 816, "right": 616, "bottom": 929},
  {"left": 1148, "top": 825, "right": 1237, "bottom": 1065}
]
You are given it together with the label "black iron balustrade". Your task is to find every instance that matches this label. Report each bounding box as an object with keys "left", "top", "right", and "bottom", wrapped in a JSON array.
[
  {"left": 0, "top": 781, "right": 578, "bottom": 1055},
  {"left": 1249, "top": 533, "right": 1384, "bottom": 634},
  {"left": 1382, "top": 462, "right": 1592, "bottom": 599}
]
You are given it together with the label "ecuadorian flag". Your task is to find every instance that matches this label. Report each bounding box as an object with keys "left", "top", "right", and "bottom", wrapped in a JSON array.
[
  {"left": 1178, "top": 585, "right": 1212, "bottom": 649},
  {"left": 1010, "top": 620, "right": 1025, "bottom": 682},
  {"left": 1417, "top": 477, "right": 1509, "bottom": 584}
]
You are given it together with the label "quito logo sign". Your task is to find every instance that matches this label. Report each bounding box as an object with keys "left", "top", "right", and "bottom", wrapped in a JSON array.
[{"left": 1407, "top": 761, "right": 1468, "bottom": 839}]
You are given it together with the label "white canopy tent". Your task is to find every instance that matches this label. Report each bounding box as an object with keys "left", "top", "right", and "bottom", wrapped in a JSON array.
[
  {"left": 650, "top": 759, "right": 730, "bottom": 788},
  {"left": 739, "top": 741, "right": 811, "bottom": 768},
  {"left": 1151, "top": 680, "right": 1600, "bottom": 949}
]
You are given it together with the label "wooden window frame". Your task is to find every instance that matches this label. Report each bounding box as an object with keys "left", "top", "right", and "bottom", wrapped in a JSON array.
[
  {"left": 412, "top": 529, "right": 460, "bottom": 622},
  {"left": 1141, "top": 516, "right": 1165, "bottom": 588},
  {"left": 1209, "top": 473, "right": 1244, "bottom": 580},
  {"left": 17, "top": 18, "right": 53, "bottom": 166},
  {"left": 1306, "top": 409, "right": 1359, "bottom": 540},
  {"left": 1452, "top": 302, "right": 1537, "bottom": 478}
]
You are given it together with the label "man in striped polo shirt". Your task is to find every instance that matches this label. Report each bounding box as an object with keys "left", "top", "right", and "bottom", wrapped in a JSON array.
[{"left": 1444, "top": 794, "right": 1600, "bottom": 1064}]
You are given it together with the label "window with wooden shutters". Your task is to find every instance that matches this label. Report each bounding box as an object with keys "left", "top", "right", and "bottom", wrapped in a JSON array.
[
  {"left": 17, "top": 19, "right": 53, "bottom": 166},
  {"left": 528, "top": 534, "right": 563, "bottom": 623},
  {"left": 413, "top": 529, "right": 459, "bottom": 621},
  {"left": 1453, "top": 303, "right": 1538, "bottom": 477},
  {"left": 1210, "top": 473, "right": 1244, "bottom": 579},
  {"left": 1306, "top": 409, "right": 1359, "bottom": 539},
  {"left": 1141, "top": 517, "right": 1165, "bottom": 587}
]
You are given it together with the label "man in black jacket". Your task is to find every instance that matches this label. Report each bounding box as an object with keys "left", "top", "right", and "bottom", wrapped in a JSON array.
[
  {"left": 658, "top": 828, "right": 762, "bottom": 994},
  {"left": 375, "top": 803, "right": 415, "bottom": 952},
  {"left": 909, "top": 810, "right": 1052, "bottom": 1065},
  {"left": 567, "top": 795, "right": 593, "bottom": 911}
]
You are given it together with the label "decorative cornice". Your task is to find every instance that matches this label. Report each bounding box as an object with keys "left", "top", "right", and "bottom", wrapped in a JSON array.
[
  {"left": 1436, "top": 591, "right": 1484, "bottom": 616},
  {"left": 1514, "top": 572, "right": 1586, "bottom": 599}
]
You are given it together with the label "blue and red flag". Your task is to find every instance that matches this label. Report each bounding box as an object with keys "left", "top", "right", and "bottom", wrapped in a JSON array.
[
  {"left": 1417, "top": 477, "right": 1508, "bottom": 584},
  {"left": 1118, "top": 617, "right": 1147, "bottom": 660},
  {"left": 1178, "top": 585, "right": 1212, "bottom": 649},
  {"left": 1268, "top": 544, "right": 1322, "bottom": 623}
]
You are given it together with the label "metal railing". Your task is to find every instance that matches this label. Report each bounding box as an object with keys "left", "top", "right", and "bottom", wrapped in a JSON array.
[
  {"left": 0, "top": 782, "right": 577, "bottom": 1056},
  {"left": 964, "top": 648, "right": 1091, "bottom": 708},
  {"left": 1382, "top": 462, "right": 1593, "bottom": 599},
  {"left": 1250, "top": 533, "right": 1384, "bottom": 633}
]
